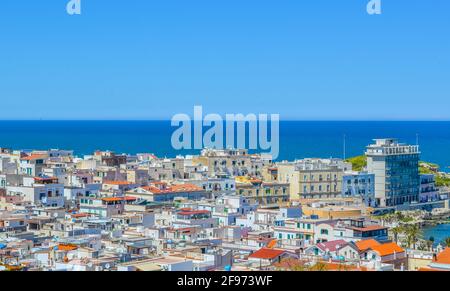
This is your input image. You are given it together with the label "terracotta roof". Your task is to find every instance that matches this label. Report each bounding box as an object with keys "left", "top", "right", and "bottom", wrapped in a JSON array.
[
  {"left": 418, "top": 267, "right": 447, "bottom": 271},
  {"left": 103, "top": 180, "right": 133, "bottom": 185},
  {"left": 124, "top": 196, "right": 138, "bottom": 201},
  {"left": 369, "top": 242, "right": 404, "bottom": 257},
  {"left": 355, "top": 239, "right": 381, "bottom": 252},
  {"left": 57, "top": 244, "right": 78, "bottom": 251},
  {"left": 434, "top": 247, "right": 450, "bottom": 265},
  {"left": 141, "top": 184, "right": 203, "bottom": 194},
  {"left": 248, "top": 248, "right": 285, "bottom": 260},
  {"left": 34, "top": 176, "right": 58, "bottom": 182},
  {"left": 21, "top": 154, "right": 46, "bottom": 161},
  {"left": 101, "top": 197, "right": 122, "bottom": 202},
  {"left": 71, "top": 213, "right": 90, "bottom": 218}
]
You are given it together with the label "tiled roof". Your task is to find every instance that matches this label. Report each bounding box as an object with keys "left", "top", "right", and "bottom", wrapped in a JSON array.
[
  {"left": 103, "top": 180, "right": 133, "bottom": 185},
  {"left": 370, "top": 242, "right": 405, "bottom": 257},
  {"left": 57, "top": 244, "right": 78, "bottom": 251},
  {"left": 21, "top": 154, "right": 46, "bottom": 161},
  {"left": 355, "top": 239, "right": 381, "bottom": 252},
  {"left": 248, "top": 248, "right": 285, "bottom": 260},
  {"left": 316, "top": 240, "right": 348, "bottom": 252},
  {"left": 141, "top": 184, "right": 203, "bottom": 194}
]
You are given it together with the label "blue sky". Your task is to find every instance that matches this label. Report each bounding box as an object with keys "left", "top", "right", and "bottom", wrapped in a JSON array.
[{"left": 0, "top": 0, "right": 449, "bottom": 120}]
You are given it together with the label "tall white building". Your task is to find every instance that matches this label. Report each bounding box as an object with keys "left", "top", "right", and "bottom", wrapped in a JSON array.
[{"left": 366, "top": 139, "right": 420, "bottom": 207}]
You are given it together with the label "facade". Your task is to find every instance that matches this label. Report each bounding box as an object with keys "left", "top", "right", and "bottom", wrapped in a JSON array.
[
  {"left": 278, "top": 159, "right": 350, "bottom": 200},
  {"left": 419, "top": 174, "right": 439, "bottom": 202},
  {"left": 127, "top": 182, "right": 210, "bottom": 202},
  {"left": 366, "top": 139, "right": 420, "bottom": 207},
  {"left": 6, "top": 176, "right": 65, "bottom": 207},
  {"left": 235, "top": 177, "right": 289, "bottom": 206},
  {"left": 342, "top": 171, "right": 376, "bottom": 207}
]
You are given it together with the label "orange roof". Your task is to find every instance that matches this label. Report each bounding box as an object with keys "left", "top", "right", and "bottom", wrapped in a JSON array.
[
  {"left": 101, "top": 197, "right": 124, "bottom": 202},
  {"left": 178, "top": 210, "right": 210, "bottom": 216},
  {"left": 57, "top": 244, "right": 78, "bottom": 251},
  {"left": 21, "top": 154, "right": 46, "bottom": 161},
  {"left": 71, "top": 213, "right": 90, "bottom": 218},
  {"left": 370, "top": 242, "right": 405, "bottom": 257},
  {"left": 355, "top": 239, "right": 381, "bottom": 252},
  {"left": 141, "top": 184, "right": 203, "bottom": 194},
  {"left": 101, "top": 196, "right": 137, "bottom": 202},
  {"left": 418, "top": 267, "right": 447, "bottom": 272},
  {"left": 124, "top": 196, "right": 137, "bottom": 201},
  {"left": 103, "top": 180, "right": 133, "bottom": 185},
  {"left": 434, "top": 248, "right": 450, "bottom": 265},
  {"left": 267, "top": 239, "right": 278, "bottom": 249},
  {"left": 248, "top": 248, "right": 285, "bottom": 260}
]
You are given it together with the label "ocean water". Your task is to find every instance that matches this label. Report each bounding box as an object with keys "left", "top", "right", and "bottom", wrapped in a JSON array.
[
  {"left": 1, "top": 121, "right": 450, "bottom": 170},
  {"left": 421, "top": 223, "right": 450, "bottom": 246}
]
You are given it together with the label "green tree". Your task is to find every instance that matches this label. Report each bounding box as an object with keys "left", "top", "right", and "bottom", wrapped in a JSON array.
[
  {"left": 405, "top": 225, "right": 420, "bottom": 249},
  {"left": 391, "top": 226, "right": 403, "bottom": 244}
]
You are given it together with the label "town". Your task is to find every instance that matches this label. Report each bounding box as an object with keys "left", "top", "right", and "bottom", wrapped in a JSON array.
[{"left": 1, "top": 138, "right": 449, "bottom": 271}]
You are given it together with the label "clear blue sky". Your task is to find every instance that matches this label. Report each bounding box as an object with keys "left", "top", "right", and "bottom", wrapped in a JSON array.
[{"left": 0, "top": 0, "right": 449, "bottom": 120}]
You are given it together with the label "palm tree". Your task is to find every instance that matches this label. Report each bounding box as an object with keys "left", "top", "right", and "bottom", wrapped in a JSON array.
[
  {"left": 391, "top": 226, "right": 402, "bottom": 244},
  {"left": 394, "top": 211, "right": 404, "bottom": 222},
  {"left": 405, "top": 224, "right": 420, "bottom": 249}
]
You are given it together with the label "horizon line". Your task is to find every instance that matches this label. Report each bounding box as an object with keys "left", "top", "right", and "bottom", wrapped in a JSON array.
[{"left": 1, "top": 119, "right": 450, "bottom": 122}]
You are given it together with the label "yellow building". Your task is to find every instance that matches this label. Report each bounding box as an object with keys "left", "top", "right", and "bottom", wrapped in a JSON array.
[
  {"left": 277, "top": 160, "right": 348, "bottom": 200},
  {"left": 302, "top": 205, "right": 362, "bottom": 219},
  {"left": 235, "top": 176, "right": 289, "bottom": 206}
]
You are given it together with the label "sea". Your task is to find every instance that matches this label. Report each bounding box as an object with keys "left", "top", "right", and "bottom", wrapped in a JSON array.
[
  {"left": 1, "top": 121, "right": 450, "bottom": 170},
  {"left": 421, "top": 223, "right": 450, "bottom": 246}
]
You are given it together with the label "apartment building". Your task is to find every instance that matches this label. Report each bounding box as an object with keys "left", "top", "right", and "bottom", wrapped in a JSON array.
[
  {"left": 342, "top": 171, "right": 376, "bottom": 207},
  {"left": 366, "top": 139, "right": 420, "bottom": 207},
  {"left": 278, "top": 158, "right": 351, "bottom": 200},
  {"left": 235, "top": 176, "right": 289, "bottom": 206}
]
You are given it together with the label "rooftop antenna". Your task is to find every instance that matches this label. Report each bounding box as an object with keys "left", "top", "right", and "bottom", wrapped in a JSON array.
[{"left": 343, "top": 134, "right": 346, "bottom": 160}]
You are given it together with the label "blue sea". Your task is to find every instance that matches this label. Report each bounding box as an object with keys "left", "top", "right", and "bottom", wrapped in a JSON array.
[
  {"left": 421, "top": 223, "right": 450, "bottom": 246},
  {"left": 1, "top": 121, "right": 450, "bottom": 171}
]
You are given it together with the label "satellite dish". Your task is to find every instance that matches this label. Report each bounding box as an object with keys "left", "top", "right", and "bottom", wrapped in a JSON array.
[{"left": 105, "top": 263, "right": 111, "bottom": 270}]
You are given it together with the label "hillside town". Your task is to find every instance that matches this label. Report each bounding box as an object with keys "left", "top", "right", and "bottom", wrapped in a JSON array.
[{"left": 1, "top": 138, "right": 450, "bottom": 271}]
